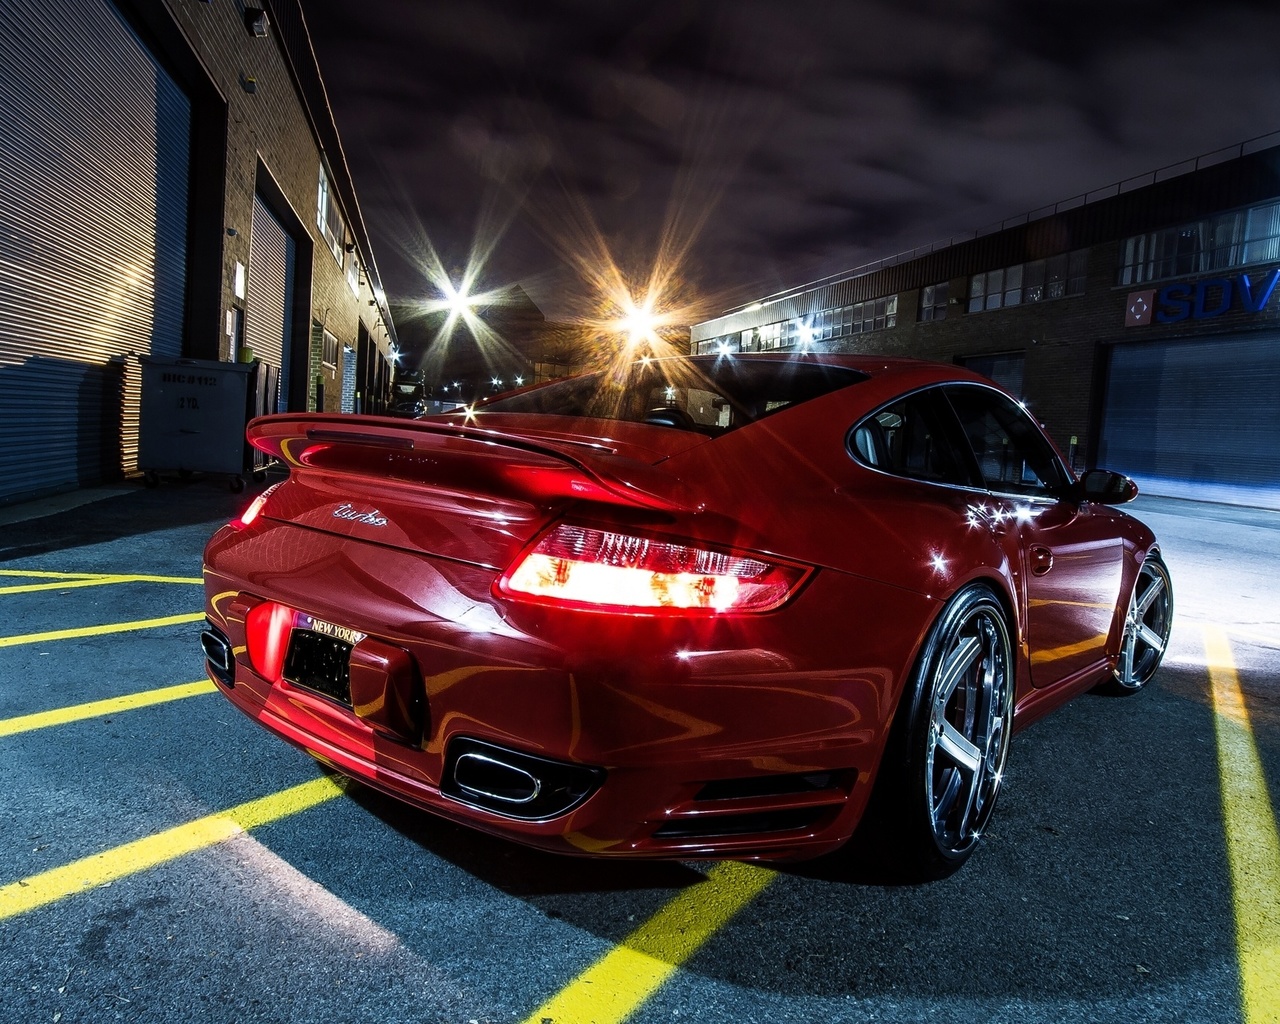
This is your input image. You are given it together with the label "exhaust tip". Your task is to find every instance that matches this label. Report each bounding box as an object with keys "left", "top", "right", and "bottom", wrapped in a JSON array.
[
  {"left": 442, "top": 737, "right": 604, "bottom": 821},
  {"left": 200, "top": 624, "right": 234, "bottom": 686},
  {"left": 453, "top": 751, "right": 542, "bottom": 805}
]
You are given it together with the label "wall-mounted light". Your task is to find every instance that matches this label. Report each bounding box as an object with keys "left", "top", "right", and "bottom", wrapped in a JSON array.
[
  {"left": 239, "top": 72, "right": 257, "bottom": 94},
  {"left": 244, "top": 7, "right": 269, "bottom": 37},
  {"left": 344, "top": 243, "right": 355, "bottom": 254}
]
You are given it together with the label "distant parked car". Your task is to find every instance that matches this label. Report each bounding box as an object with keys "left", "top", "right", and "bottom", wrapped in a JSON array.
[
  {"left": 200, "top": 353, "right": 1172, "bottom": 878},
  {"left": 387, "top": 371, "right": 428, "bottom": 418}
]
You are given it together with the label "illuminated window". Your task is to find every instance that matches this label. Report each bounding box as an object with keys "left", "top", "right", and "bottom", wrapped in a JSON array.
[
  {"left": 696, "top": 336, "right": 738, "bottom": 355},
  {"left": 835, "top": 295, "right": 897, "bottom": 335},
  {"left": 969, "top": 251, "right": 1086, "bottom": 312},
  {"left": 316, "top": 164, "right": 345, "bottom": 265},
  {"left": 345, "top": 249, "right": 359, "bottom": 295},
  {"left": 1243, "top": 202, "right": 1280, "bottom": 265},
  {"left": 1117, "top": 200, "right": 1280, "bottom": 285},
  {"left": 920, "top": 282, "right": 949, "bottom": 321}
]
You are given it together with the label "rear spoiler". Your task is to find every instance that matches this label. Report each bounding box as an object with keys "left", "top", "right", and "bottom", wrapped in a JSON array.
[{"left": 246, "top": 413, "right": 698, "bottom": 512}]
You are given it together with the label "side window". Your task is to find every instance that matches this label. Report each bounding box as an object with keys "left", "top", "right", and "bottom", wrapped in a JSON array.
[
  {"left": 944, "top": 385, "right": 1068, "bottom": 497},
  {"left": 850, "top": 389, "right": 973, "bottom": 486}
]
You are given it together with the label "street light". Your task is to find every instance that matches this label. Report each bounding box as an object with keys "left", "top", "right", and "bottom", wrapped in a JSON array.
[{"left": 444, "top": 281, "right": 474, "bottom": 320}]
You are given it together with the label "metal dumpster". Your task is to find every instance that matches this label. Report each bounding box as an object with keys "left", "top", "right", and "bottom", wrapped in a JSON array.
[{"left": 138, "top": 357, "right": 272, "bottom": 492}]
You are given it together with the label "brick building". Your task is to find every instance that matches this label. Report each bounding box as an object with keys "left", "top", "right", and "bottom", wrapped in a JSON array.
[
  {"left": 0, "top": 0, "right": 397, "bottom": 504},
  {"left": 691, "top": 135, "right": 1280, "bottom": 509}
]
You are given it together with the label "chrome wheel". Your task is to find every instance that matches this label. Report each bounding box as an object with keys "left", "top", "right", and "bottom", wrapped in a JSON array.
[
  {"left": 921, "top": 588, "right": 1014, "bottom": 859},
  {"left": 849, "top": 584, "right": 1014, "bottom": 880},
  {"left": 1112, "top": 555, "right": 1172, "bottom": 691}
]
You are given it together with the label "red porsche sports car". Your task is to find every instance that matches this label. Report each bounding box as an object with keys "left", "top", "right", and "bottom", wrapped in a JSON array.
[{"left": 200, "top": 354, "right": 1172, "bottom": 878}]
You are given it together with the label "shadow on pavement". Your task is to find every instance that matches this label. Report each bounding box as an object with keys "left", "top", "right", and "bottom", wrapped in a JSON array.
[{"left": 0, "top": 476, "right": 269, "bottom": 564}]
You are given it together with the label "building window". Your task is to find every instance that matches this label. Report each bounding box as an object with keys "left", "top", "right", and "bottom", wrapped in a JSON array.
[
  {"left": 696, "top": 335, "right": 738, "bottom": 355},
  {"left": 699, "top": 294, "right": 900, "bottom": 356},
  {"left": 345, "top": 250, "right": 360, "bottom": 295},
  {"left": 834, "top": 295, "right": 897, "bottom": 335},
  {"left": 757, "top": 321, "right": 783, "bottom": 350},
  {"left": 1117, "top": 200, "right": 1280, "bottom": 285},
  {"left": 1243, "top": 202, "right": 1280, "bottom": 265},
  {"left": 969, "top": 251, "right": 1086, "bottom": 312},
  {"left": 322, "top": 329, "right": 338, "bottom": 368},
  {"left": 920, "top": 282, "right": 949, "bottom": 321},
  {"left": 316, "top": 164, "right": 345, "bottom": 265}
]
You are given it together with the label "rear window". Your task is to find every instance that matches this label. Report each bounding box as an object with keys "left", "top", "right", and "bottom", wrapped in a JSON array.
[{"left": 475, "top": 357, "right": 867, "bottom": 435}]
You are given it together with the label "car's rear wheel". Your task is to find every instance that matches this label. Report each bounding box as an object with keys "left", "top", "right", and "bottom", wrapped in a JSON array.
[
  {"left": 1098, "top": 553, "right": 1172, "bottom": 694},
  {"left": 859, "top": 583, "right": 1014, "bottom": 880}
]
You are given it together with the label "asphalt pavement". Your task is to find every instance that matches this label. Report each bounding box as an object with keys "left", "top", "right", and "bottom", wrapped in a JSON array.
[{"left": 0, "top": 478, "right": 1276, "bottom": 1024}]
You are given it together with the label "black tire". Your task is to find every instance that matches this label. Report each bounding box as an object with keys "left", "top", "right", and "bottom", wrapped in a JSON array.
[
  {"left": 858, "top": 583, "right": 1015, "bottom": 881},
  {"left": 1094, "top": 553, "right": 1173, "bottom": 695}
]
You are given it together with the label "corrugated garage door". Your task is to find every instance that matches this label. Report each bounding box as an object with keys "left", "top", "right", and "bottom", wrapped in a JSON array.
[
  {"left": 0, "top": 0, "right": 190, "bottom": 504},
  {"left": 1099, "top": 332, "right": 1280, "bottom": 509},
  {"left": 245, "top": 196, "right": 296, "bottom": 414}
]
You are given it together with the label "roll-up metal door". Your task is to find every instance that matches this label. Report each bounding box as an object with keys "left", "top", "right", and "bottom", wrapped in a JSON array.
[
  {"left": 0, "top": 0, "right": 191, "bottom": 504},
  {"left": 246, "top": 196, "right": 296, "bottom": 413},
  {"left": 1099, "top": 332, "right": 1280, "bottom": 509},
  {"left": 962, "top": 352, "right": 1025, "bottom": 398}
]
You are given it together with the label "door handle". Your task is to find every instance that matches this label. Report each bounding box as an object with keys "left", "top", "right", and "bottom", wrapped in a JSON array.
[{"left": 1030, "top": 545, "right": 1053, "bottom": 576}]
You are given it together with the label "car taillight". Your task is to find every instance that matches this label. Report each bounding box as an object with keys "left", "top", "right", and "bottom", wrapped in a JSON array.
[
  {"left": 234, "top": 483, "right": 280, "bottom": 528},
  {"left": 498, "top": 524, "right": 810, "bottom": 614}
]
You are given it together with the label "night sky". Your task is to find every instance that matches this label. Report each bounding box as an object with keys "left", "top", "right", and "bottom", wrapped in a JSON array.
[{"left": 301, "top": 0, "right": 1280, "bottom": 329}]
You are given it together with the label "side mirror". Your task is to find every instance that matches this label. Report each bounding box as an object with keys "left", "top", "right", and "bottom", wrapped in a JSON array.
[{"left": 1078, "top": 469, "right": 1139, "bottom": 505}]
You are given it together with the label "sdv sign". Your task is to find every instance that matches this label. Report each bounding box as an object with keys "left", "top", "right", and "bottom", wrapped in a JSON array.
[{"left": 1155, "top": 267, "right": 1280, "bottom": 323}]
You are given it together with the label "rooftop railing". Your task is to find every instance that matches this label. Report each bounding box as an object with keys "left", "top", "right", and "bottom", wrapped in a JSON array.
[{"left": 724, "top": 129, "right": 1280, "bottom": 317}]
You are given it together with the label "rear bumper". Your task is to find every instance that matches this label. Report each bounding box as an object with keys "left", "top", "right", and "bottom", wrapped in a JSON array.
[{"left": 201, "top": 521, "right": 935, "bottom": 860}]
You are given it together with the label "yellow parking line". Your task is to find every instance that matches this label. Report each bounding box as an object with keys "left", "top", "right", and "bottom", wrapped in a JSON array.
[
  {"left": 0, "top": 569, "right": 202, "bottom": 582},
  {"left": 0, "top": 578, "right": 127, "bottom": 596},
  {"left": 520, "top": 861, "right": 775, "bottom": 1024},
  {"left": 0, "top": 680, "right": 216, "bottom": 738},
  {"left": 0, "top": 573, "right": 202, "bottom": 595},
  {"left": 0, "top": 775, "right": 346, "bottom": 921},
  {"left": 0, "top": 612, "right": 205, "bottom": 648},
  {"left": 1205, "top": 625, "right": 1280, "bottom": 1024},
  {"left": 0, "top": 570, "right": 108, "bottom": 580}
]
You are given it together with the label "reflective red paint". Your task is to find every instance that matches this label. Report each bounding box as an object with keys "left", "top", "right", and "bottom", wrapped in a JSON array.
[
  {"left": 244, "top": 600, "right": 292, "bottom": 684},
  {"left": 201, "top": 355, "right": 1172, "bottom": 878}
]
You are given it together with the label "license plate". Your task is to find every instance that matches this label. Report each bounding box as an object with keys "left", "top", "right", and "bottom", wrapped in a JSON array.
[{"left": 283, "top": 618, "right": 361, "bottom": 705}]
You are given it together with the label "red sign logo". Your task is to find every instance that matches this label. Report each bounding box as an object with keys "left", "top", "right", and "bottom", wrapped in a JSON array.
[{"left": 1125, "top": 290, "right": 1155, "bottom": 327}]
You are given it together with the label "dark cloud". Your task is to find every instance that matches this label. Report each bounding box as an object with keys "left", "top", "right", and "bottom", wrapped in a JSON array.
[{"left": 302, "top": 0, "right": 1280, "bottom": 321}]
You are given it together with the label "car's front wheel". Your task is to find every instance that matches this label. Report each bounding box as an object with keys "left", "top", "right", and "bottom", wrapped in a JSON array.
[
  {"left": 860, "top": 583, "right": 1015, "bottom": 880},
  {"left": 1098, "top": 553, "right": 1173, "bottom": 694}
]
